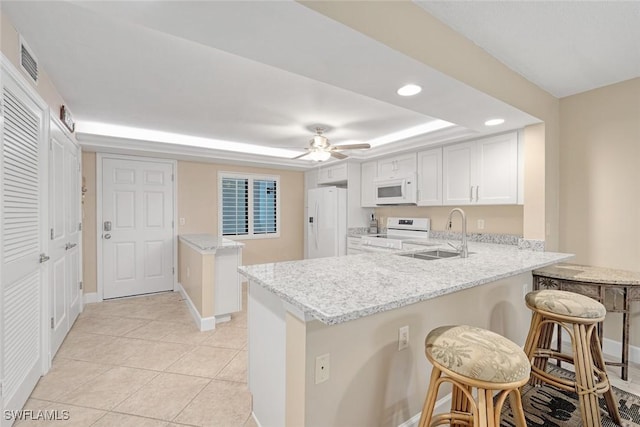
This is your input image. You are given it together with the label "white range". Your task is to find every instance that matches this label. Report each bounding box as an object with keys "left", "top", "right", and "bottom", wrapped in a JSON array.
[{"left": 360, "top": 217, "right": 433, "bottom": 253}]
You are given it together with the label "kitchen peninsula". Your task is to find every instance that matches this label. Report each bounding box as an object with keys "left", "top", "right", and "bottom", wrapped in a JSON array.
[{"left": 239, "top": 241, "right": 572, "bottom": 427}]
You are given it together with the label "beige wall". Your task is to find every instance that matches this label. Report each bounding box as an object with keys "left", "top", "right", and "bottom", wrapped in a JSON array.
[
  {"left": 301, "top": 1, "right": 560, "bottom": 249},
  {"left": 298, "top": 273, "right": 533, "bottom": 426},
  {"left": 374, "top": 205, "right": 523, "bottom": 235},
  {"left": 178, "top": 240, "right": 215, "bottom": 318},
  {"left": 178, "top": 161, "right": 304, "bottom": 266},
  {"left": 559, "top": 78, "right": 640, "bottom": 346},
  {"left": 82, "top": 152, "right": 98, "bottom": 295},
  {"left": 1, "top": 12, "right": 68, "bottom": 121},
  {"left": 81, "top": 158, "right": 304, "bottom": 295}
]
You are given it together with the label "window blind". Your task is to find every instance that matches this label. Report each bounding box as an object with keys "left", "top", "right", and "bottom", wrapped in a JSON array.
[
  {"left": 253, "top": 179, "right": 277, "bottom": 234},
  {"left": 221, "top": 177, "right": 248, "bottom": 236}
]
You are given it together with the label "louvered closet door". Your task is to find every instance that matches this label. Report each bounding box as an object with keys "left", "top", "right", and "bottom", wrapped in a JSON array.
[
  {"left": 48, "top": 119, "right": 81, "bottom": 357},
  {"left": 1, "top": 69, "right": 46, "bottom": 423}
]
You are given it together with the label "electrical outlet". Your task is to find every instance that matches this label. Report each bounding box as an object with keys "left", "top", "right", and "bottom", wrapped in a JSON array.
[
  {"left": 398, "top": 326, "right": 409, "bottom": 351},
  {"left": 477, "top": 219, "right": 485, "bottom": 230},
  {"left": 179, "top": 217, "right": 186, "bottom": 226},
  {"left": 522, "top": 283, "right": 528, "bottom": 298},
  {"left": 186, "top": 267, "right": 190, "bottom": 279},
  {"left": 315, "top": 353, "right": 330, "bottom": 384}
]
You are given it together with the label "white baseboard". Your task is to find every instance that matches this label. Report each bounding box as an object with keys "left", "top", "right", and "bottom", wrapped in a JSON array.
[
  {"left": 603, "top": 337, "right": 640, "bottom": 365},
  {"left": 397, "top": 393, "right": 451, "bottom": 427},
  {"left": 176, "top": 282, "right": 216, "bottom": 331},
  {"left": 251, "top": 412, "right": 263, "bottom": 427},
  {"left": 83, "top": 292, "right": 100, "bottom": 304}
]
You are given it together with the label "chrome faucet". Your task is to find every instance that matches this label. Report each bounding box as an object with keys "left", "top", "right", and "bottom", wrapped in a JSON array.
[{"left": 446, "top": 208, "right": 468, "bottom": 258}]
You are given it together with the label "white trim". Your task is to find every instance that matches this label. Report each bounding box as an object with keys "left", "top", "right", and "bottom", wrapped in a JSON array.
[
  {"left": 82, "top": 292, "right": 100, "bottom": 305},
  {"left": 176, "top": 283, "right": 216, "bottom": 331},
  {"left": 96, "top": 153, "right": 177, "bottom": 301},
  {"left": 250, "top": 413, "right": 263, "bottom": 427},
  {"left": 397, "top": 393, "right": 451, "bottom": 427}
]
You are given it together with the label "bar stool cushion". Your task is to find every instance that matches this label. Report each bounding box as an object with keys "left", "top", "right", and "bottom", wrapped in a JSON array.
[
  {"left": 525, "top": 289, "right": 606, "bottom": 318},
  {"left": 425, "top": 325, "right": 530, "bottom": 383}
]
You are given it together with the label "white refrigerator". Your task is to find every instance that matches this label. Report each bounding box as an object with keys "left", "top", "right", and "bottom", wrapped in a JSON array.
[{"left": 307, "top": 186, "right": 347, "bottom": 259}]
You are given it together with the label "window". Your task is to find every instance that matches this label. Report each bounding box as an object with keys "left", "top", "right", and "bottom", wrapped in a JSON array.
[{"left": 219, "top": 172, "right": 279, "bottom": 239}]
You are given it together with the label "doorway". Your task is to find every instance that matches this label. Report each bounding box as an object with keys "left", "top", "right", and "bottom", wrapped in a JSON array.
[{"left": 98, "top": 155, "right": 176, "bottom": 300}]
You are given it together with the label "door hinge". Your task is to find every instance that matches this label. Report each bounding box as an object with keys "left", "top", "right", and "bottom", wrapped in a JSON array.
[
  {"left": 79, "top": 281, "right": 83, "bottom": 290},
  {"left": 172, "top": 267, "right": 175, "bottom": 275},
  {"left": 171, "top": 174, "right": 174, "bottom": 182},
  {"left": 172, "top": 220, "right": 174, "bottom": 229},
  {"left": 50, "top": 317, "right": 54, "bottom": 329},
  {"left": 50, "top": 228, "right": 54, "bottom": 240},
  {"left": 78, "top": 222, "right": 82, "bottom": 231}
]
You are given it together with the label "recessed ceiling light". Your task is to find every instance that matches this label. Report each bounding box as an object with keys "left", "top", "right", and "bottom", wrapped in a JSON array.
[
  {"left": 397, "top": 84, "right": 422, "bottom": 97},
  {"left": 484, "top": 118, "right": 505, "bottom": 126}
]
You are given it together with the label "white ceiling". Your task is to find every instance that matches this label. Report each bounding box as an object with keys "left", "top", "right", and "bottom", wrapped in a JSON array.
[
  {"left": 416, "top": 1, "right": 640, "bottom": 98},
  {"left": 4, "top": 1, "right": 634, "bottom": 168}
]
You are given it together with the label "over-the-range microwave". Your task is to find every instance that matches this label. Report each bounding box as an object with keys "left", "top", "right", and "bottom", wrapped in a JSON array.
[{"left": 374, "top": 174, "right": 417, "bottom": 205}]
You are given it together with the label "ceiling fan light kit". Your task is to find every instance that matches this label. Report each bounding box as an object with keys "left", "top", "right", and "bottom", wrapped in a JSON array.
[{"left": 295, "top": 127, "right": 371, "bottom": 162}]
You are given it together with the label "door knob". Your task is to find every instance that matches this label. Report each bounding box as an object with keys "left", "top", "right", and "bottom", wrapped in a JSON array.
[{"left": 104, "top": 233, "right": 111, "bottom": 240}]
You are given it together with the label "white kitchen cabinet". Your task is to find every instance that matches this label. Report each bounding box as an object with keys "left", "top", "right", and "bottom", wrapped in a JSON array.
[
  {"left": 417, "top": 147, "right": 443, "bottom": 206},
  {"left": 347, "top": 236, "right": 364, "bottom": 255},
  {"left": 442, "top": 132, "right": 518, "bottom": 205},
  {"left": 317, "top": 162, "right": 348, "bottom": 184},
  {"left": 360, "top": 161, "right": 377, "bottom": 207},
  {"left": 377, "top": 153, "right": 416, "bottom": 178}
]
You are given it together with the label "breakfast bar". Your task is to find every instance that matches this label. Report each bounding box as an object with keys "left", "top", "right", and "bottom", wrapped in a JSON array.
[{"left": 239, "top": 241, "right": 571, "bottom": 427}]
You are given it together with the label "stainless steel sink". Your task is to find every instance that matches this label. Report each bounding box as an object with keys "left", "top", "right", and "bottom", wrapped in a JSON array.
[{"left": 399, "top": 249, "right": 466, "bottom": 260}]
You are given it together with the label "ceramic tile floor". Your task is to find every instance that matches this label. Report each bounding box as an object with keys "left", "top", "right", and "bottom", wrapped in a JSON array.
[
  {"left": 19, "top": 289, "right": 257, "bottom": 427},
  {"left": 18, "top": 287, "right": 640, "bottom": 427}
]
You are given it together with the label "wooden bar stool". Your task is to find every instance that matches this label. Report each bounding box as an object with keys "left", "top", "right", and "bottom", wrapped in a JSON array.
[
  {"left": 418, "top": 325, "right": 530, "bottom": 427},
  {"left": 523, "top": 289, "right": 622, "bottom": 427}
]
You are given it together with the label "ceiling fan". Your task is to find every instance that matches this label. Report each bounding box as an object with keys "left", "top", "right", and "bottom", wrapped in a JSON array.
[{"left": 294, "top": 128, "right": 371, "bottom": 161}]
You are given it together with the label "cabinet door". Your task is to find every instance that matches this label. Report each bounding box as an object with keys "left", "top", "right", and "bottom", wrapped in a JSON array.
[
  {"left": 377, "top": 153, "right": 416, "bottom": 178},
  {"left": 317, "top": 163, "right": 348, "bottom": 184},
  {"left": 360, "top": 161, "right": 377, "bottom": 207},
  {"left": 442, "top": 142, "right": 475, "bottom": 205},
  {"left": 417, "top": 147, "right": 442, "bottom": 206},
  {"left": 476, "top": 133, "right": 518, "bottom": 204}
]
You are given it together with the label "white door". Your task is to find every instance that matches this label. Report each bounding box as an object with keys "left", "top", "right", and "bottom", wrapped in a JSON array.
[
  {"left": 1, "top": 67, "right": 47, "bottom": 424},
  {"left": 102, "top": 157, "right": 174, "bottom": 299},
  {"left": 48, "top": 119, "right": 81, "bottom": 357}
]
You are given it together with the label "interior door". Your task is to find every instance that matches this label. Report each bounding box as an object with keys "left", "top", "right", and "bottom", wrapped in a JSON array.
[
  {"left": 48, "top": 119, "right": 81, "bottom": 357},
  {"left": 102, "top": 157, "right": 174, "bottom": 299},
  {"left": 1, "top": 67, "right": 47, "bottom": 425}
]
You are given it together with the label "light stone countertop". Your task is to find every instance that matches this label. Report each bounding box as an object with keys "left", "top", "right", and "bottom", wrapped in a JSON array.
[
  {"left": 533, "top": 263, "right": 640, "bottom": 285},
  {"left": 239, "top": 240, "right": 573, "bottom": 325},
  {"left": 179, "top": 233, "right": 244, "bottom": 253}
]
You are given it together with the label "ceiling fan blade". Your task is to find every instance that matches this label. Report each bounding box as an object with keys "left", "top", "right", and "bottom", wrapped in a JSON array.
[
  {"left": 332, "top": 143, "right": 371, "bottom": 150},
  {"left": 330, "top": 151, "right": 348, "bottom": 160},
  {"left": 292, "top": 151, "right": 310, "bottom": 159}
]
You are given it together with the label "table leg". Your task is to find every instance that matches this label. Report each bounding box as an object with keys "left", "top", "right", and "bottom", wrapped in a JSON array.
[{"left": 622, "top": 289, "right": 629, "bottom": 381}]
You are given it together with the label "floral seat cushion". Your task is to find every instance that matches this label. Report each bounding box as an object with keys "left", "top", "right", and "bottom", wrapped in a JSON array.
[
  {"left": 425, "top": 325, "right": 530, "bottom": 383},
  {"left": 525, "top": 289, "right": 606, "bottom": 318}
]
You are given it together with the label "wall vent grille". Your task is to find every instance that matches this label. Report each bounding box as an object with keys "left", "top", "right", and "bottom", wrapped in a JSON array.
[{"left": 20, "top": 37, "right": 38, "bottom": 84}]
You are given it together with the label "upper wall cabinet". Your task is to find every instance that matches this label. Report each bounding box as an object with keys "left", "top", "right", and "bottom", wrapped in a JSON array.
[
  {"left": 443, "top": 132, "right": 518, "bottom": 205},
  {"left": 377, "top": 153, "right": 416, "bottom": 179},
  {"left": 360, "top": 161, "right": 377, "bottom": 207},
  {"left": 317, "top": 162, "right": 348, "bottom": 185},
  {"left": 417, "top": 147, "right": 443, "bottom": 206}
]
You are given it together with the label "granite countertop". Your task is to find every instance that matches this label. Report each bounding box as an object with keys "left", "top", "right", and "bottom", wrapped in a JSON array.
[
  {"left": 533, "top": 263, "right": 640, "bottom": 285},
  {"left": 179, "top": 233, "right": 244, "bottom": 252},
  {"left": 239, "top": 240, "right": 573, "bottom": 325}
]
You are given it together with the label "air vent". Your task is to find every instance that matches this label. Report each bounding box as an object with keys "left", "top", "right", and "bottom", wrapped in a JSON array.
[{"left": 19, "top": 36, "right": 38, "bottom": 84}]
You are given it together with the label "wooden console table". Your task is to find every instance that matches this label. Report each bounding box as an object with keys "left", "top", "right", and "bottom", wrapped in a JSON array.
[{"left": 532, "top": 263, "right": 640, "bottom": 381}]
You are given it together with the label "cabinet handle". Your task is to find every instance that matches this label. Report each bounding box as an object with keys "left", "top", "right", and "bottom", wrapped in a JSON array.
[
  {"left": 469, "top": 186, "right": 473, "bottom": 202},
  {"left": 475, "top": 186, "right": 479, "bottom": 202}
]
